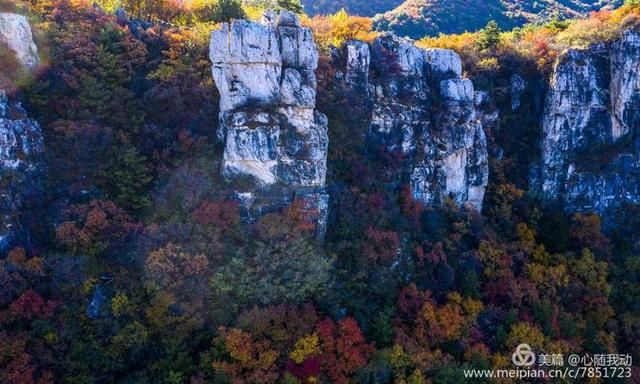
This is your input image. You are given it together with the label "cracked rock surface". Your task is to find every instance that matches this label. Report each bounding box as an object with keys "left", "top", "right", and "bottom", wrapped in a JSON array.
[
  {"left": 535, "top": 31, "right": 640, "bottom": 214},
  {"left": 335, "top": 35, "right": 489, "bottom": 211},
  {"left": 210, "top": 11, "right": 328, "bottom": 237}
]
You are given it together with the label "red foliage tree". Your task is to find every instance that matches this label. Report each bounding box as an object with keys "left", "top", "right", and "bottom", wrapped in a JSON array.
[
  {"left": 363, "top": 226, "right": 400, "bottom": 263},
  {"left": 285, "top": 356, "right": 322, "bottom": 382},
  {"left": 316, "top": 317, "right": 374, "bottom": 384},
  {"left": 55, "top": 199, "right": 140, "bottom": 257},
  {"left": 8, "top": 290, "right": 57, "bottom": 321},
  {"left": 400, "top": 186, "right": 424, "bottom": 227},
  {"left": 192, "top": 200, "right": 240, "bottom": 229}
]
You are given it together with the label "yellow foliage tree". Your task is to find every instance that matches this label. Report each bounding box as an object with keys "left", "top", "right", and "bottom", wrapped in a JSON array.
[
  {"left": 289, "top": 333, "right": 320, "bottom": 364},
  {"left": 505, "top": 322, "right": 545, "bottom": 350},
  {"left": 303, "top": 9, "right": 376, "bottom": 51},
  {"left": 213, "top": 327, "right": 280, "bottom": 383}
]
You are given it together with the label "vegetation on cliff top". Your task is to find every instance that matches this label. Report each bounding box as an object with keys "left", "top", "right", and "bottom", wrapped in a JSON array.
[{"left": 419, "top": 1, "right": 640, "bottom": 77}]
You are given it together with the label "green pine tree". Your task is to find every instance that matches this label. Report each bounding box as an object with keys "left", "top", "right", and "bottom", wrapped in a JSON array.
[
  {"left": 209, "top": 0, "right": 246, "bottom": 23},
  {"left": 104, "top": 144, "right": 153, "bottom": 212},
  {"left": 477, "top": 20, "right": 501, "bottom": 52},
  {"left": 277, "top": 0, "right": 304, "bottom": 14}
]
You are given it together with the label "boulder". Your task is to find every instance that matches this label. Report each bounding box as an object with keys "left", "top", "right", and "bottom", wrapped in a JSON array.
[{"left": 424, "top": 48, "right": 462, "bottom": 78}]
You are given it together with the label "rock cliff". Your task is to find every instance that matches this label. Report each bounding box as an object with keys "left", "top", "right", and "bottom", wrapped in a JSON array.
[
  {"left": 0, "top": 14, "right": 43, "bottom": 251},
  {"left": 0, "top": 91, "right": 44, "bottom": 251},
  {"left": 206, "top": 13, "right": 640, "bottom": 220},
  {"left": 335, "top": 35, "right": 489, "bottom": 211},
  {"left": 536, "top": 31, "right": 640, "bottom": 214},
  {"left": 210, "top": 11, "right": 328, "bottom": 237},
  {"left": 0, "top": 12, "right": 39, "bottom": 68}
]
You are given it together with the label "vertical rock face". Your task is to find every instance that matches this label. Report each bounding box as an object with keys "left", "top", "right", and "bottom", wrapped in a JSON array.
[
  {"left": 0, "top": 91, "right": 44, "bottom": 251},
  {"left": 210, "top": 11, "right": 328, "bottom": 237},
  {"left": 537, "top": 31, "right": 640, "bottom": 213},
  {"left": 0, "top": 13, "right": 39, "bottom": 69},
  {"left": 610, "top": 32, "right": 640, "bottom": 141},
  {"left": 0, "top": 14, "right": 43, "bottom": 251},
  {"left": 344, "top": 40, "right": 370, "bottom": 86},
  {"left": 337, "top": 35, "right": 489, "bottom": 211},
  {"left": 510, "top": 74, "right": 527, "bottom": 111}
]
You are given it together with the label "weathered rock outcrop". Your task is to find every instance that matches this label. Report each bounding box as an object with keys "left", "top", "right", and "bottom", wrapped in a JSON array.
[
  {"left": 0, "top": 14, "right": 43, "bottom": 251},
  {"left": 0, "top": 91, "right": 44, "bottom": 251},
  {"left": 0, "top": 13, "right": 39, "bottom": 68},
  {"left": 536, "top": 31, "right": 640, "bottom": 214},
  {"left": 335, "top": 35, "right": 489, "bottom": 211},
  {"left": 510, "top": 74, "right": 527, "bottom": 111},
  {"left": 210, "top": 11, "right": 328, "bottom": 237}
]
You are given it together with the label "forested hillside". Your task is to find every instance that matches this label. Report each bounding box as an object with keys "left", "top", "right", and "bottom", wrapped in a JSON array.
[
  {"left": 1, "top": 0, "right": 640, "bottom": 383},
  {"left": 374, "top": 0, "right": 623, "bottom": 38},
  {"left": 300, "top": 0, "right": 402, "bottom": 16}
]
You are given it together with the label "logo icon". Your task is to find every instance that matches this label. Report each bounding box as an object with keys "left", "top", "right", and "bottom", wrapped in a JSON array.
[{"left": 512, "top": 343, "right": 536, "bottom": 367}]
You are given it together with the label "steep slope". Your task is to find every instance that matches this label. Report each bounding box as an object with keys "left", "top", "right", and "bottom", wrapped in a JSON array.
[{"left": 373, "top": 0, "right": 622, "bottom": 39}]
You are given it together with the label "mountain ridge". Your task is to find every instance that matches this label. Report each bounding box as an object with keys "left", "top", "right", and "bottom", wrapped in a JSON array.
[
  {"left": 374, "top": 0, "right": 623, "bottom": 38},
  {"left": 301, "top": 0, "right": 623, "bottom": 38},
  {"left": 301, "top": 0, "right": 403, "bottom": 16}
]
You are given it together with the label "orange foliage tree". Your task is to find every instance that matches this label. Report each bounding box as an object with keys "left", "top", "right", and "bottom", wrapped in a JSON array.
[
  {"left": 55, "top": 199, "right": 140, "bottom": 257},
  {"left": 212, "top": 327, "right": 280, "bottom": 384}
]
